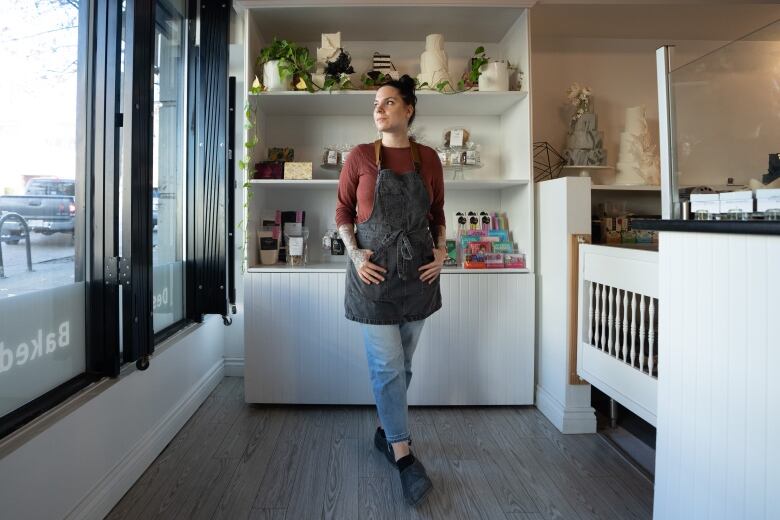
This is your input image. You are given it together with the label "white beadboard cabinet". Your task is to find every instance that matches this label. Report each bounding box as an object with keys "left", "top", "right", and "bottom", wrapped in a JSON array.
[
  {"left": 245, "top": 271, "right": 534, "bottom": 404},
  {"left": 654, "top": 231, "right": 780, "bottom": 520},
  {"left": 236, "top": 1, "right": 536, "bottom": 405}
]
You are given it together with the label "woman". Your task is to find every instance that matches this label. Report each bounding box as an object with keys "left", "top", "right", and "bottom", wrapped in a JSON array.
[{"left": 335, "top": 74, "right": 447, "bottom": 506}]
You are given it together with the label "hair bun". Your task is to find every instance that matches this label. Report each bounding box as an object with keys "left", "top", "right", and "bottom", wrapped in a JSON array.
[{"left": 398, "top": 74, "right": 416, "bottom": 91}]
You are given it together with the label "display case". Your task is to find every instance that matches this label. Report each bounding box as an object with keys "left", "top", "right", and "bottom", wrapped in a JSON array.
[{"left": 235, "top": 1, "right": 536, "bottom": 404}]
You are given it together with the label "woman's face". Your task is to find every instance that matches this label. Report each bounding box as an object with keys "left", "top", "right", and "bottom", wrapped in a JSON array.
[{"left": 373, "top": 85, "right": 413, "bottom": 134}]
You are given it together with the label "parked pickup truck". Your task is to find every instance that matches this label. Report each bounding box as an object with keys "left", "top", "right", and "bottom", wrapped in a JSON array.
[{"left": 0, "top": 178, "right": 76, "bottom": 243}]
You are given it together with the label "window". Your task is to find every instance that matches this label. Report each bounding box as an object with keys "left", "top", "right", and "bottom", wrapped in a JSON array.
[
  {"left": 0, "top": 0, "right": 89, "bottom": 426},
  {"left": 0, "top": 0, "right": 232, "bottom": 440},
  {"left": 152, "top": 0, "right": 187, "bottom": 333}
]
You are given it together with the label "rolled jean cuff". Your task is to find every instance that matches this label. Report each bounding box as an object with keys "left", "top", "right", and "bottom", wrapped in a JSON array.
[{"left": 385, "top": 430, "right": 411, "bottom": 444}]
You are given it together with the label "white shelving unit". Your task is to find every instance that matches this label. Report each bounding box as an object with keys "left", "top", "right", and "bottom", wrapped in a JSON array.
[{"left": 237, "top": 1, "right": 535, "bottom": 405}]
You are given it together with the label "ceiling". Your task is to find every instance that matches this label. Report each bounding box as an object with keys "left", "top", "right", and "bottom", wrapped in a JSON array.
[{"left": 248, "top": 6, "right": 526, "bottom": 43}]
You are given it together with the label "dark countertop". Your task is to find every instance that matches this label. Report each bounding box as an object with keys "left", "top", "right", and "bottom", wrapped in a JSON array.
[{"left": 632, "top": 219, "right": 780, "bottom": 236}]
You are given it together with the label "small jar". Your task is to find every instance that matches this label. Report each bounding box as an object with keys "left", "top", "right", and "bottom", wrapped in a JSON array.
[{"left": 285, "top": 226, "right": 309, "bottom": 267}]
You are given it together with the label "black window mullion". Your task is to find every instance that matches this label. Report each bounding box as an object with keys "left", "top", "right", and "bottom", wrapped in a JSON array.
[
  {"left": 188, "top": 0, "right": 231, "bottom": 322},
  {"left": 88, "top": 0, "right": 121, "bottom": 377},
  {"left": 122, "top": 0, "right": 155, "bottom": 369}
]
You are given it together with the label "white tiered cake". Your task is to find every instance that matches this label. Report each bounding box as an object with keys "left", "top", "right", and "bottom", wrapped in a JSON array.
[
  {"left": 563, "top": 112, "right": 607, "bottom": 166},
  {"left": 417, "top": 34, "right": 452, "bottom": 90},
  {"left": 615, "top": 106, "right": 660, "bottom": 185}
]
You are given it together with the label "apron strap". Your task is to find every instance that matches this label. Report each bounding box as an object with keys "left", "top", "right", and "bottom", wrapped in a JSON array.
[
  {"left": 373, "top": 139, "right": 382, "bottom": 168},
  {"left": 373, "top": 138, "right": 422, "bottom": 172},
  {"left": 410, "top": 140, "right": 421, "bottom": 172}
]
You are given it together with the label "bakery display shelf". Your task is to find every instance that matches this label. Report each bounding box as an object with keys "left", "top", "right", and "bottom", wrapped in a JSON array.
[
  {"left": 248, "top": 89, "right": 528, "bottom": 116},
  {"left": 247, "top": 263, "right": 530, "bottom": 274}
]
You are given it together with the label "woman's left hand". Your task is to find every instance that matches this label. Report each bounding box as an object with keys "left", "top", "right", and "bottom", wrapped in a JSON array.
[{"left": 419, "top": 247, "right": 448, "bottom": 283}]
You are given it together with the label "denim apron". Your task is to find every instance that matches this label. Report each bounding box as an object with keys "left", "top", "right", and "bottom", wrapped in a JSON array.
[{"left": 344, "top": 140, "right": 442, "bottom": 324}]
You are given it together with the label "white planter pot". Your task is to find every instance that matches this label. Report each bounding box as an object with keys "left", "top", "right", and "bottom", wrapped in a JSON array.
[
  {"left": 478, "top": 61, "right": 509, "bottom": 92},
  {"left": 263, "top": 60, "right": 291, "bottom": 91}
]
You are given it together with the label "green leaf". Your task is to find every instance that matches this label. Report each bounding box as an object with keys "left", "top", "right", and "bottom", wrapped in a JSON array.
[{"left": 475, "top": 46, "right": 485, "bottom": 54}]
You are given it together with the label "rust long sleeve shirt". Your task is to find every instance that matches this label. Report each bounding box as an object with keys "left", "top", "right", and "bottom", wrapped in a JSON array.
[{"left": 335, "top": 142, "right": 445, "bottom": 228}]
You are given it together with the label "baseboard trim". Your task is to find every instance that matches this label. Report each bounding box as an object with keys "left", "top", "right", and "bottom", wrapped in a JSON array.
[
  {"left": 536, "top": 384, "right": 597, "bottom": 434},
  {"left": 224, "top": 357, "right": 245, "bottom": 377},
  {"left": 67, "top": 360, "right": 224, "bottom": 520}
]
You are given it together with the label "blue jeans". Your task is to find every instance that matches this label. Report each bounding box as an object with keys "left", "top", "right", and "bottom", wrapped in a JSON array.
[{"left": 362, "top": 319, "right": 426, "bottom": 443}]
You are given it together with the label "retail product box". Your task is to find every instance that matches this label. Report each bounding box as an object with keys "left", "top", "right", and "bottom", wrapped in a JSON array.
[
  {"left": 485, "top": 253, "right": 504, "bottom": 268},
  {"left": 718, "top": 190, "right": 754, "bottom": 213},
  {"left": 503, "top": 253, "right": 526, "bottom": 269},
  {"left": 463, "top": 253, "right": 486, "bottom": 269},
  {"left": 690, "top": 193, "right": 720, "bottom": 214},
  {"left": 756, "top": 188, "right": 780, "bottom": 211},
  {"left": 283, "top": 162, "right": 313, "bottom": 180}
]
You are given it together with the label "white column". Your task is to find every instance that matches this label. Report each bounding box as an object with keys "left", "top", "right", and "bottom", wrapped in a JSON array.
[{"left": 536, "top": 178, "right": 596, "bottom": 434}]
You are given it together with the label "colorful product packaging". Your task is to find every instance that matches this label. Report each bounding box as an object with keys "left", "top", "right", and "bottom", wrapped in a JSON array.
[
  {"left": 503, "top": 253, "right": 526, "bottom": 268},
  {"left": 463, "top": 253, "right": 487, "bottom": 269},
  {"left": 468, "top": 241, "right": 493, "bottom": 254},
  {"left": 485, "top": 253, "right": 504, "bottom": 268}
]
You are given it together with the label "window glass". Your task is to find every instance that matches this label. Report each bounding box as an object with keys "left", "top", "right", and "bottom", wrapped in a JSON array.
[
  {"left": 0, "top": 0, "right": 87, "bottom": 417},
  {"left": 152, "top": 0, "right": 187, "bottom": 332}
]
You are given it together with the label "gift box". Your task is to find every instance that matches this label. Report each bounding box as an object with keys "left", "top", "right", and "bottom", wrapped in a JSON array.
[
  {"left": 268, "top": 147, "right": 294, "bottom": 161},
  {"left": 719, "top": 190, "right": 754, "bottom": 213},
  {"left": 755, "top": 188, "right": 780, "bottom": 212},
  {"left": 485, "top": 253, "right": 504, "bottom": 268},
  {"left": 463, "top": 253, "right": 486, "bottom": 269},
  {"left": 503, "top": 253, "right": 526, "bottom": 268},
  {"left": 254, "top": 161, "right": 284, "bottom": 179},
  {"left": 283, "top": 162, "right": 313, "bottom": 180}
]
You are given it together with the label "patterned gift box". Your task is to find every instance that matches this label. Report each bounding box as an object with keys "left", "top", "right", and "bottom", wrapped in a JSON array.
[{"left": 283, "top": 162, "right": 313, "bottom": 180}]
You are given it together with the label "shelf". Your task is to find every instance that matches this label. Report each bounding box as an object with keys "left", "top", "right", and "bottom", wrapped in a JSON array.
[
  {"left": 248, "top": 178, "right": 529, "bottom": 190},
  {"left": 247, "top": 263, "right": 530, "bottom": 274},
  {"left": 592, "top": 185, "right": 661, "bottom": 191},
  {"left": 248, "top": 90, "right": 528, "bottom": 117},
  {"left": 249, "top": 179, "right": 337, "bottom": 188},
  {"left": 445, "top": 179, "right": 528, "bottom": 189}
]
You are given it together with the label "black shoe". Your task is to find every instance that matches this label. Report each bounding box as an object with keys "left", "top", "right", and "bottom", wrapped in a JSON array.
[
  {"left": 374, "top": 427, "right": 395, "bottom": 465},
  {"left": 398, "top": 455, "right": 433, "bottom": 506}
]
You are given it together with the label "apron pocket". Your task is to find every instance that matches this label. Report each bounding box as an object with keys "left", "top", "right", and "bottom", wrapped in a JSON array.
[{"left": 348, "top": 253, "right": 387, "bottom": 301}]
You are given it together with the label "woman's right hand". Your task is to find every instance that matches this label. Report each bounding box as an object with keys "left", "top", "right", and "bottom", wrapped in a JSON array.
[{"left": 350, "top": 249, "right": 387, "bottom": 284}]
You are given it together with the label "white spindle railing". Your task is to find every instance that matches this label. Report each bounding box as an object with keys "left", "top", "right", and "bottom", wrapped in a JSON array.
[{"left": 577, "top": 244, "right": 659, "bottom": 426}]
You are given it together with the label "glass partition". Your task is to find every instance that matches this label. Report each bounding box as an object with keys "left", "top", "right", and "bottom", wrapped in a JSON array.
[{"left": 659, "top": 19, "right": 780, "bottom": 218}]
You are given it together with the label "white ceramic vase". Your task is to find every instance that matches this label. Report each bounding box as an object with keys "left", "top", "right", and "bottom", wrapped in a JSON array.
[
  {"left": 478, "top": 61, "right": 509, "bottom": 92},
  {"left": 263, "top": 60, "right": 291, "bottom": 91}
]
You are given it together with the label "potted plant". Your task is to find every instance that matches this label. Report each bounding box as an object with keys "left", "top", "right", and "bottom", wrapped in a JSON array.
[
  {"left": 468, "top": 46, "right": 509, "bottom": 92},
  {"left": 256, "top": 38, "right": 314, "bottom": 91}
]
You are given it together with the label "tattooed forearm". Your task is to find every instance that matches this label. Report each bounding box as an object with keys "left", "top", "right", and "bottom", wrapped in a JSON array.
[
  {"left": 338, "top": 224, "right": 371, "bottom": 269},
  {"left": 431, "top": 225, "right": 447, "bottom": 250}
]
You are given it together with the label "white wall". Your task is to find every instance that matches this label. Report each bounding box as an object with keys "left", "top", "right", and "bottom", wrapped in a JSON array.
[
  {"left": 0, "top": 316, "right": 225, "bottom": 520},
  {"left": 530, "top": 35, "right": 723, "bottom": 172}
]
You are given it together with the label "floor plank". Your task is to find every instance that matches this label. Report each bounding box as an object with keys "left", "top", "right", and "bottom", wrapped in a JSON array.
[
  {"left": 210, "top": 408, "right": 287, "bottom": 520},
  {"left": 458, "top": 408, "right": 539, "bottom": 514},
  {"left": 107, "top": 378, "right": 654, "bottom": 520}
]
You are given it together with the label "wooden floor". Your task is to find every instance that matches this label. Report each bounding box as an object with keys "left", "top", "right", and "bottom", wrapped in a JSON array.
[{"left": 107, "top": 377, "right": 653, "bottom": 520}]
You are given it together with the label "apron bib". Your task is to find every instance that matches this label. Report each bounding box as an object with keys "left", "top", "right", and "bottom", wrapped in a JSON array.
[{"left": 344, "top": 140, "right": 442, "bottom": 324}]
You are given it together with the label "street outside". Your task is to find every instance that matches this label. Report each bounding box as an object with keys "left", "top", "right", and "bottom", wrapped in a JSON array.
[{"left": 0, "top": 230, "right": 158, "bottom": 299}]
